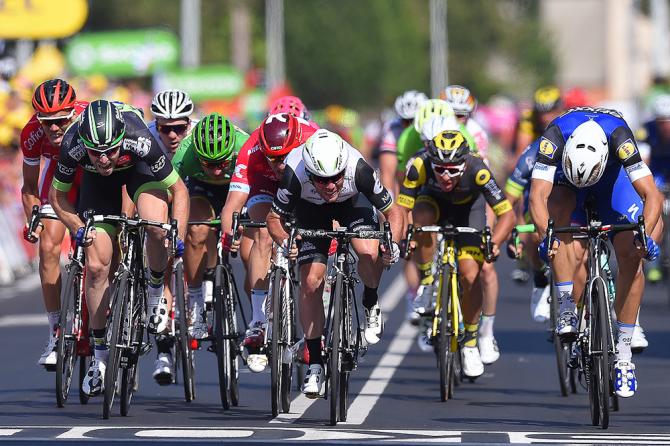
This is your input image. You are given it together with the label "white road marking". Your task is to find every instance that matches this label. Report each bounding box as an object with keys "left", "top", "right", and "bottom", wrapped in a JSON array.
[
  {"left": 0, "top": 429, "right": 21, "bottom": 436},
  {"left": 136, "top": 429, "right": 253, "bottom": 438},
  {"left": 341, "top": 320, "right": 416, "bottom": 425},
  {"left": 0, "top": 313, "right": 46, "bottom": 328},
  {"left": 270, "top": 274, "right": 407, "bottom": 424}
]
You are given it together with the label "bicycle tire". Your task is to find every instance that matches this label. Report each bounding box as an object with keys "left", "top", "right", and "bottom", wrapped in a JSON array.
[
  {"left": 588, "top": 279, "right": 610, "bottom": 429},
  {"left": 270, "top": 268, "right": 284, "bottom": 417},
  {"left": 549, "top": 282, "right": 570, "bottom": 397},
  {"left": 328, "top": 273, "right": 343, "bottom": 426},
  {"left": 174, "top": 261, "right": 195, "bottom": 402},
  {"left": 103, "top": 270, "right": 130, "bottom": 419},
  {"left": 120, "top": 278, "right": 145, "bottom": 417},
  {"left": 213, "top": 265, "right": 231, "bottom": 410},
  {"left": 78, "top": 355, "right": 90, "bottom": 405},
  {"left": 280, "top": 281, "right": 296, "bottom": 413},
  {"left": 595, "top": 278, "right": 611, "bottom": 429},
  {"left": 224, "top": 267, "right": 240, "bottom": 407},
  {"left": 438, "top": 265, "right": 451, "bottom": 402},
  {"left": 56, "top": 269, "right": 78, "bottom": 408},
  {"left": 338, "top": 283, "right": 355, "bottom": 421}
]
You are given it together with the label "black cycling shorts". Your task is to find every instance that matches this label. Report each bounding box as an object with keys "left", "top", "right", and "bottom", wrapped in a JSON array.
[
  {"left": 186, "top": 178, "right": 230, "bottom": 216},
  {"left": 295, "top": 194, "right": 379, "bottom": 266}
]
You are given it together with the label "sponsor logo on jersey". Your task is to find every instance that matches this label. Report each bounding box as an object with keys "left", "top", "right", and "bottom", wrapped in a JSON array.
[
  {"left": 23, "top": 126, "right": 45, "bottom": 153},
  {"left": 234, "top": 163, "right": 246, "bottom": 179},
  {"left": 277, "top": 188, "right": 292, "bottom": 204},
  {"left": 616, "top": 139, "right": 637, "bottom": 161},
  {"left": 475, "top": 168, "right": 491, "bottom": 186},
  {"left": 539, "top": 137, "right": 557, "bottom": 159},
  {"left": 534, "top": 163, "right": 550, "bottom": 171},
  {"left": 396, "top": 194, "right": 415, "bottom": 209},
  {"left": 68, "top": 143, "right": 86, "bottom": 160},
  {"left": 135, "top": 136, "right": 151, "bottom": 157},
  {"left": 123, "top": 139, "right": 137, "bottom": 151},
  {"left": 373, "top": 169, "right": 384, "bottom": 194},
  {"left": 150, "top": 155, "right": 166, "bottom": 173},
  {"left": 57, "top": 164, "right": 75, "bottom": 176}
]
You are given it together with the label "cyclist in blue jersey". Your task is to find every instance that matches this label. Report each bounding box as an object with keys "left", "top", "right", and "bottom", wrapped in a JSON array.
[{"left": 529, "top": 107, "right": 664, "bottom": 398}]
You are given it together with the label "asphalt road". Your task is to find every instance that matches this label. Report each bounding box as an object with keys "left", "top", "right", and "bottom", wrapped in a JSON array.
[{"left": 1, "top": 256, "right": 669, "bottom": 445}]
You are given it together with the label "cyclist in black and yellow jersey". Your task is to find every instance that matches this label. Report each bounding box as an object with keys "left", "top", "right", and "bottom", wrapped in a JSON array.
[{"left": 397, "top": 130, "right": 515, "bottom": 379}]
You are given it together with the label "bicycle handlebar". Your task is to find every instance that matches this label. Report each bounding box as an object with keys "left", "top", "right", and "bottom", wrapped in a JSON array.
[
  {"left": 229, "top": 211, "right": 267, "bottom": 258},
  {"left": 26, "top": 204, "right": 60, "bottom": 242},
  {"left": 402, "top": 224, "right": 494, "bottom": 262}
]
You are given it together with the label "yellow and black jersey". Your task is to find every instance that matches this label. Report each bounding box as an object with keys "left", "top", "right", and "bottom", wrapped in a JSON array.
[{"left": 397, "top": 151, "right": 512, "bottom": 217}]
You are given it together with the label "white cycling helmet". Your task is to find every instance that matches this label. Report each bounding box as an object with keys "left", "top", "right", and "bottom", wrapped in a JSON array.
[
  {"left": 420, "top": 115, "right": 460, "bottom": 142},
  {"left": 413, "top": 99, "right": 455, "bottom": 133},
  {"left": 394, "top": 90, "right": 428, "bottom": 120},
  {"left": 562, "top": 120, "right": 609, "bottom": 188},
  {"left": 303, "top": 129, "right": 349, "bottom": 177},
  {"left": 441, "top": 85, "right": 477, "bottom": 116},
  {"left": 652, "top": 94, "right": 670, "bottom": 120},
  {"left": 151, "top": 89, "right": 194, "bottom": 119}
]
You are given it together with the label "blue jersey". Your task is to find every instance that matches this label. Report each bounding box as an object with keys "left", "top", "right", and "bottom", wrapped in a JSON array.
[
  {"left": 637, "top": 119, "right": 670, "bottom": 184},
  {"left": 505, "top": 138, "right": 539, "bottom": 199},
  {"left": 531, "top": 107, "right": 651, "bottom": 186}
]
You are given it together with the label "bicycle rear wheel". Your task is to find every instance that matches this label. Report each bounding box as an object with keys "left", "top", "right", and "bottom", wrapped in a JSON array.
[
  {"left": 103, "top": 271, "right": 130, "bottom": 419},
  {"left": 56, "top": 269, "right": 78, "bottom": 408},
  {"left": 549, "top": 282, "right": 571, "bottom": 397},
  {"left": 174, "top": 261, "right": 195, "bottom": 402},
  {"left": 213, "top": 265, "right": 231, "bottom": 410},
  {"left": 328, "top": 274, "right": 343, "bottom": 426}
]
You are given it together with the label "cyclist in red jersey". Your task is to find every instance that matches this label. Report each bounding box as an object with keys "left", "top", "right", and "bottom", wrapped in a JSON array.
[
  {"left": 220, "top": 111, "right": 318, "bottom": 373},
  {"left": 20, "top": 78, "right": 87, "bottom": 368}
]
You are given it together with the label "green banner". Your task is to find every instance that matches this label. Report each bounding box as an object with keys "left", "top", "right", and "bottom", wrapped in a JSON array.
[
  {"left": 65, "top": 29, "right": 179, "bottom": 76},
  {"left": 154, "top": 66, "right": 244, "bottom": 101}
]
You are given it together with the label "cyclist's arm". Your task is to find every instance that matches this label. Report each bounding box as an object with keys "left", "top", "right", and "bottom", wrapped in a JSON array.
[
  {"left": 268, "top": 165, "right": 301, "bottom": 245},
  {"left": 472, "top": 160, "right": 515, "bottom": 247},
  {"left": 220, "top": 190, "right": 249, "bottom": 236},
  {"left": 378, "top": 152, "right": 398, "bottom": 197},
  {"left": 528, "top": 178, "right": 553, "bottom": 238},
  {"left": 49, "top": 131, "right": 83, "bottom": 234},
  {"left": 21, "top": 162, "right": 40, "bottom": 221},
  {"left": 631, "top": 174, "right": 663, "bottom": 239},
  {"left": 267, "top": 210, "right": 288, "bottom": 247},
  {"left": 49, "top": 185, "right": 82, "bottom": 235},
  {"left": 168, "top": 176, "right": 190, "bottom": 239}
]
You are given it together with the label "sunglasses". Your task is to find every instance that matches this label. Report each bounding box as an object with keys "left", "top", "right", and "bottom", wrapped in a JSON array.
[
  {"left": 433, "top": 164, "right": 465, "bottom": 178},
  {"left": 265, "top": 153, "right": 287, "bottom": 164},
  {"left": 37, "top": 109, "right": 75, "bottom": 127},
  {"left": 200, "top": 158, "right": 231, "bottom": 169},
  {"left": 309, "top": 171, "right": 345, "bottom": 185},
  {"left": 158, "top": 124, "right": 189, "bottom": 135},
  {"left": 87, "top": 145, "right": 121, "bottom": 158}
]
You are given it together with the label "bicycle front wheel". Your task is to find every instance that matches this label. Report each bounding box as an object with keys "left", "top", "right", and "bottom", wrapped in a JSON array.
[
  {"left": 437, "top": 265, "right": 454, "bottom": 402},
  {"left": 103, "top": 271, "right": 130, "bottom": 419},
  {"left": 120, "top": 278, "right": 145, "bottom": 417},
  {"left": 328, "top": 274, "right": 343, "bottom": 426},
  {"left": 174, "top": 261, "right": 195, "bottom": 402},
  {"left": 589, "top": 279, "right": 610, "bottom": 429},
  {"left": 213, "top": 265, "right": 231, "bottom": 410},
  {"left": 270, "top": 268, "right": 285, "bottom": 417},
  {"left": 224, "top": 267, "right": 240, "bottom": 407},
  {"left": 56, "top": 269, "right": 78, "bottom": 408}
]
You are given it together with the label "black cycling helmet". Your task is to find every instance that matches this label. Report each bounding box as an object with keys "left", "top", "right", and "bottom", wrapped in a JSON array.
[
  {"left": 78, "top": 100, "right": 126, "bottom": 151},
  {"left": 427, "top": 130, "right": 470, "bottom": 165}
]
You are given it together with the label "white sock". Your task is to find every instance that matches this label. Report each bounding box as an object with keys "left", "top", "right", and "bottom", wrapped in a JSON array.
[
  {"left": 555, "top": 281, "right": 575, "bottom": 314},
  {"left": 251, "top": 289, "right": 268, "bottom": 325},
  {"left": 616, "top": 321, "right": 635, "bottom": 362},
  {"left": 47, "top": 311, "right": 60, "bottom": 333},
  {"left": 479, "top": 314, "right": 495, "bottom": 338}
]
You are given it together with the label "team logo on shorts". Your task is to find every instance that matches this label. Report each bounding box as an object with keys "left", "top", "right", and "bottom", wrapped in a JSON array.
[
  {"left": 539, "top": 137, "right": 557, "bottom": 159},
  {"left": 616, "top": 139, "right": 637, "bottom": 161},
  {"left": 475, "top": 168, "right": 491, "bottom": 186}
]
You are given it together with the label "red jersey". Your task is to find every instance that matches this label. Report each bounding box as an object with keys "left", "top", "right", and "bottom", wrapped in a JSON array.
[
  {"left": 20, "top": 101, "right": 88, "bottom": 205},
  {"left": 230, "top": 119, "right": 319, "bottom": 197}
]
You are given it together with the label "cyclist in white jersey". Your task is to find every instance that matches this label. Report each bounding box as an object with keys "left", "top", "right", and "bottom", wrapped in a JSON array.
[{"left": 147, "top": 89, "right": 197, "bottom": 159}]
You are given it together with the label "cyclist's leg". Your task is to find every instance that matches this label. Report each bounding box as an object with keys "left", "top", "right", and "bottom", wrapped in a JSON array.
[
  {"left": 479, "top": 204, "right": 500, "bottom": 363},
  {"left": 458, "top": 253, "right": 485, "bottom": 378},
  {"left": 411, "top": 195, "right": 439, "bottom": 311}
]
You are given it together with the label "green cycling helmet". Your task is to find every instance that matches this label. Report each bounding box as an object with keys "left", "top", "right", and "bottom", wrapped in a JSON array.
[{"left": 193, "top": 113, "right": 236, "bottom": 162}]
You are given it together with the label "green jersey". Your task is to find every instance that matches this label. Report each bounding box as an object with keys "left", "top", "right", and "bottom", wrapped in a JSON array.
[
  {"left": 171, "top": 125, "right": 249, "bottom": 185},
  {"left": 395, "top": 124, "right": 478, "bottom": 172}
]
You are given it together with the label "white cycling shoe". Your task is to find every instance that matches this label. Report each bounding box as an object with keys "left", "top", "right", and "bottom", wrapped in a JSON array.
[
  {"left": 413, "top": 284, "right": 436, "bottom": 315},
  {"left": 152, "top": 353, "right": 174, "bottom": 386},
  {"left": 478, "top": 336, "right": 500, "bottom": 365},
  {"left": 364, "top": 304, "right": 384, "bottom": 345},
  {"left": 37, "top": 332, "right": 58, "bottom": 367},
  {"left": 461, "top": 346, "right": 484, "bottom": 379},
  {"left": 147, "top": 294, "right": 170, "bottom": 334},
  {"left": 631, "top": 325, "right": 648, "bottom": 352},
  {"left": 302, "top": 364, "right": 325, "bottom": 398},
  {"left": 189, "top": 302, "right": 209, "bottom": 340},
  {"left": 614, "top": 360, "right": 637, "bottom": 398},
  {"left": 82, "top": 359, "right": 106, "bottom": 396}
]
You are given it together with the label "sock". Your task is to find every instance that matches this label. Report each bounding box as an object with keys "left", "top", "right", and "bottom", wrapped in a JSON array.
[
  {"left": 155, "top": 334, "right": 174, "bottom": 354},
  {"left": 555, "top": 281, "right": 575, "bottom": 314},
  {"left": 464, "top": 322, "right": 479, "bottom": 348},
  {"left": 533, "top": 269, "right": 548, "bottom": 288},
  {"left": 616, "top": 321, "right": 635, "bottom": 362},
  {"left": 148, "top": 269, "right": 165, "bottom": 297},
  {"left": 417, "top": 261, "right": 434, "bottom": 286},
  {"left": 92, "top": 328, "right": 109, "bottom": 363},
  {"left": 202, "top": 268, "right": 215, "bottom": 302},
  {"left": 479, "top": 314, "right": 495, "bottom": 338},
  {"left": 362, "top": 286, "right": 378, "bottom": 310},
  {"left": 306, "top": 337, "right": 323, "bottom": 366},
  {"left": 188, "top": 285, "right": 204, "bottom": 311},
  {"left": 47, "top": 311, "right": 60, "bottom": 333},
  {"left": 251, "top": 289, "right": 268, "bottom": 325}
]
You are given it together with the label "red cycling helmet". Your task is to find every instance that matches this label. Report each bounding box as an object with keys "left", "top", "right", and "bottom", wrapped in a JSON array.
[
  {"left": 259, "top": 113, "right": 303, "bottom": 157},
  {"left": 269, "top": 95, "right": 309, "bottom": 120},
  {"left": 32, "top": 78, "right": 77, "bottom": 114}
]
